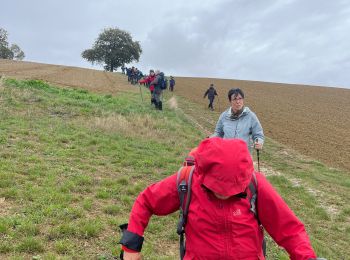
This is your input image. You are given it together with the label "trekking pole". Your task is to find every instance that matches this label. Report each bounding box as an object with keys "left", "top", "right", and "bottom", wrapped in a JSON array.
[
  {"left": 255, "top": 139, "right": 260, "bottom": 172},
  {"left": 139, "top": 84, "right": 143, "bottom": 102},
  {"left": 257, "top": 149, "right": 260, "bottom": 172},
  {"left": 217, "top": 95, "right": 221, "bottom": 112}
]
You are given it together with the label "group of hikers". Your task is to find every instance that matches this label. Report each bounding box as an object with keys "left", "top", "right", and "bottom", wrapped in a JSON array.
[
  {"left": 122, "top": 66, "right": 144, "bottom": 85},
  {"left": 118, "top": 66, "right": 325, "bottom": 259},
  {"left": 122, "top": 66, "right": 176, "bottom": 110}
]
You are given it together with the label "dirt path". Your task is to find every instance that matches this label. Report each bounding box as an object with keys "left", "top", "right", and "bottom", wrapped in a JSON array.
[{"left": 260, "top": 164, "right": 341, "bottom": 218}]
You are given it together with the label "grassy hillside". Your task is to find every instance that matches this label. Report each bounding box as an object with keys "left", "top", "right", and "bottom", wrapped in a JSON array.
[
  {"left": 0, "top": 78, "right": 349, "bottom": 259},
  {"left": 1, "top": 59, "right": 350, "bottom": 172}
]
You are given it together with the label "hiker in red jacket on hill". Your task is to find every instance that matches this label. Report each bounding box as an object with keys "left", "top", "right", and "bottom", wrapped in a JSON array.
[
  {"left": 139, "top": 69, "right": 156, "bottom": 105},
  {"left": 119, "top": 138, "right": 322, "bottom": 260}
]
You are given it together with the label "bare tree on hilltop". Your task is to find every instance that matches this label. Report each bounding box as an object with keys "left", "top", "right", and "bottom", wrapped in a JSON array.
[
  {"left": 0, "top": 28, "right": 25, "bottom": 60},
  {"left": 82, "top": 27, "right": 142, "bottom": 72}
]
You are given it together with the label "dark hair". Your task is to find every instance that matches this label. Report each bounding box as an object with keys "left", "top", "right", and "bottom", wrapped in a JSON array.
[{"left": 228, "top": 88, "right": 245, "bottom": 101}]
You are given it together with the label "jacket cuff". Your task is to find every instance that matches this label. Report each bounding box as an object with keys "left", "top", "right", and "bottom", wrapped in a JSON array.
[
  {"left": 119, "top": 230, "right": 144, "bottom": 252},
  {"left": 122, "top": 245, "right": 139, "bottom": 253}
]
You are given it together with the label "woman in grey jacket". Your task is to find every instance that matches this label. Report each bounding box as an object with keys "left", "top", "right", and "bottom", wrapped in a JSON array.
[{"left": 211, "top": 88, "right": 264, "bottom": 153}]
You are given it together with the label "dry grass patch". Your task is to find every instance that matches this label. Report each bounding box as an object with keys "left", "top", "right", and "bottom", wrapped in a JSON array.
[
  {"left": 0, "top": 76, "right": 5, "bottom": 88},
  {"left": 76, "top": 113, "right": 182, "bottom": 144},
  {"left": 0, "top": 76, "right": 6, "bottom": 102},
  {"left": 167, "top": 96, "right": 178, "bottom": 110},
  {"left": 0, "top": 197, "right": 13, "bottom": 217}
]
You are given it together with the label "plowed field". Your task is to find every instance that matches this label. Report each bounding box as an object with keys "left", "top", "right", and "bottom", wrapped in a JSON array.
[{"left": 1, "top": 59, "right": 349, "bottom": 172}]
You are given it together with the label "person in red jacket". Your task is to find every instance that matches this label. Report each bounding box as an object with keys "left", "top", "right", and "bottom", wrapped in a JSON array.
[
  {"left": 139, "top": 69, "right": 156, "bottom": 105},
  {"left": 119, "top": 138, "right": 321, "bottom": 260}
]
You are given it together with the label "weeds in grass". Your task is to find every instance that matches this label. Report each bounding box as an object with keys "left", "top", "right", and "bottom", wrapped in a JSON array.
[
  {"left": 103, "top": 205, "right": 121, "bottom": 216},
  {"left": 17, "top": 237, "right": 44, "bottom": 253},
  {"left": 54, "top": 239, "right": 75, "bottom": 255}
]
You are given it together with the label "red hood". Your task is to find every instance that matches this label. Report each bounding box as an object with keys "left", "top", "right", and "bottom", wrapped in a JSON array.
[{"left": 196, "top": 137, "right": 253, "bottom": 197}]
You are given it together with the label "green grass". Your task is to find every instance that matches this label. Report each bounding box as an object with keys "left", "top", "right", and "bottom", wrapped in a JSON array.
[
  {"left": 0, "top": 78, "right": 202, "bottom": 259},
  {"left": 0, "top": 78, "right": 349, "bottom": 259}
]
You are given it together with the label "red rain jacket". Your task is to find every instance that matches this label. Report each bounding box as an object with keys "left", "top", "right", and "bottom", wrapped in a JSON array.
[
  {"left": 139, "top": 74, "right": 156, "bottom": 91},
  {"left": 125, "top": 138, "right": 317, "bottom": 260}
]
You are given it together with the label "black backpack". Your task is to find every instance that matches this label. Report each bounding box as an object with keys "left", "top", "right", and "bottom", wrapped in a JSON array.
[
  {"left": 176, "top": 158, "right": 265, "bottom": 259},
  {"left": 162, "top": 79, "right": 168, "bottom": 90},
  {"left": 159, "top": 74, "right": 167, "bottom": 90}
]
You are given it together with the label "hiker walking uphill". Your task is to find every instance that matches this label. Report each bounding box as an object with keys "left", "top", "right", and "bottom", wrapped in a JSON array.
[
  {"left": 203, "top": 84, "right": 218, "bottom": 111},
  {"left": 119, "top": 138, "right": 323, "bottom": 260},
  {"left": 211, "top": 88, "right": 264, "bottom": 154},
  {"left": 150, "top": 70, "right": 165, "bottom": 110},
  {"left": 138, "top": 69, "right": 156, "bottom": 105}
]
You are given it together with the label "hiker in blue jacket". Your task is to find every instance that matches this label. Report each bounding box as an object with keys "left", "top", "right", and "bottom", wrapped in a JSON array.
[
  {"left": 169, "top": 76, "right": 175, "bottom": 92},
  {"left": 211, "top": 88, "right": 264, "bottom": 153}
]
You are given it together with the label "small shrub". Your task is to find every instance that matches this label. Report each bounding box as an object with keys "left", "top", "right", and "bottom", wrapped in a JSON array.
[
  {"left": 17, "top": 237, "right": 44, "bottom": 253},
  {"left": 0, "top": 242, "right": 13, "bottom": 253},
  {"left": 117, "top": 177, "right": 129, "bottom": 185},
  {"left": 60, "top": 207, "right": 84, "bottom": 221},
  {"left": 1, "top": 187, "right": 18, "bottom": 199},
  {"left": 0, "top": 219, "right": 9, "bottom": 234},
  {"left": 18, "top": 222, "right": 40, "bottom": 236},
  {"left": 77, "top": 220, "right": 102, "bottom": 238},
  {"left": 48, "top": 224, "right": 76, "bottom": 240},
  {"left": 103, "top": 205, "right": 121, "bottom": 216},
  {"left": 96, "top": 189, "right": 111, "bottom": 199},
  {"left": 82, "top": 198, "right": 93, "bottom": 211},
  {"left": 54, "top": 239, "right": 74, "bottom": 255},
  {"left": 120, "top": 195, "right": 133, "bottom": 206}
]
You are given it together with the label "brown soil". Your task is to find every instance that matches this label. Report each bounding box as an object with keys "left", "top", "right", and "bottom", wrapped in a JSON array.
[
  {"left": 175, "top": 77, "right": 350, "bottom": 172},
  {"left": 0, "top": 59, "right": 137, "bottom": 94},
  {"left": 1, "top": 59, "right": 349, "bottom": 172}
]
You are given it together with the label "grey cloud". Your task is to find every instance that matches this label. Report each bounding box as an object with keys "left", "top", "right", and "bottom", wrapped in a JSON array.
[
  {"left": 138, "top": 0, "right": 350, "bottom": 88},
  {"left": 1, "top": 0, "right": 350, "bottom": 88}
]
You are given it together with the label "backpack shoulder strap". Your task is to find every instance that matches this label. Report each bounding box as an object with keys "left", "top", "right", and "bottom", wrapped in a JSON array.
[
  {"left": 249, "top": 172, "right": 266, "bottom": 256},
  {"left": 176, "top": 166, "right": 195, "bottom": 232},
  {"left": 248, "top": 172, "right": 259, "bottom": 222},
  {"left": 176, "top": 165, "right": 195, "bottom": 260}
]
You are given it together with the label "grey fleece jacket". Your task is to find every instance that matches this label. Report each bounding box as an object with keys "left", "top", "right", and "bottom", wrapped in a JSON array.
[{"left": 211, "top": 106, "right": 264, "bottom": 153}]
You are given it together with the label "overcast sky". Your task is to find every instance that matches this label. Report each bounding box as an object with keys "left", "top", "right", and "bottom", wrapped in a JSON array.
[{"left": 2, "top": 0, "right": 350, "bottom": 88}]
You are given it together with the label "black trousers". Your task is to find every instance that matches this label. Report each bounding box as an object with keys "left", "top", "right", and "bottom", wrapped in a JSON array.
[{"left": 208, "top": 98, "right": 214, "bottom": 109}]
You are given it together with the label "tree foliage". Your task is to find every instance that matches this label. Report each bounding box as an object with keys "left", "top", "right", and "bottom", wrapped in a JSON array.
[
  {"left": 0, "top": 28, "right": 25, "bottom": 60},
  {"left": 82, "top": 27, "right": 142, "bottom": 72}
]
